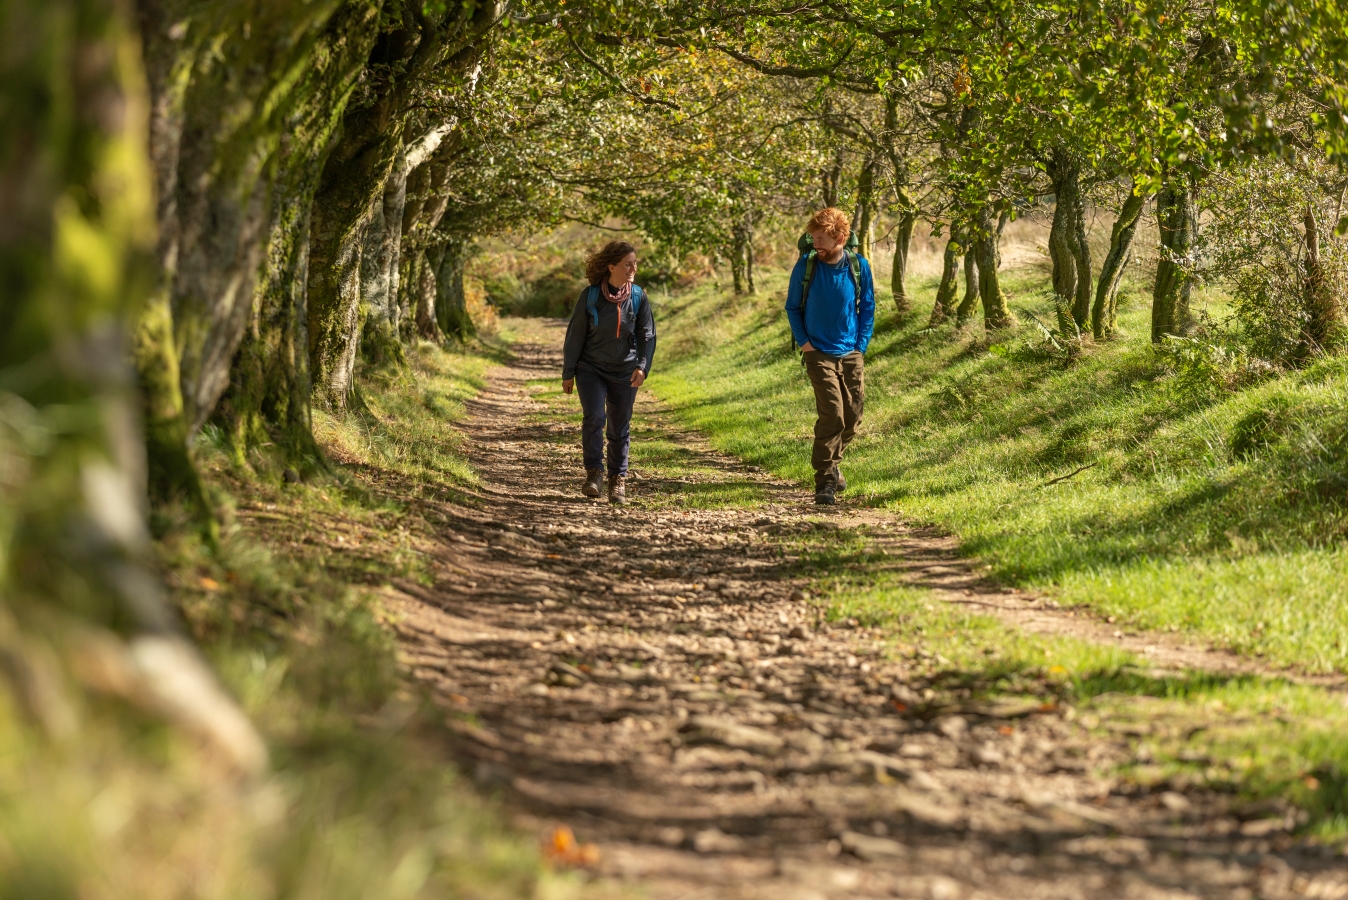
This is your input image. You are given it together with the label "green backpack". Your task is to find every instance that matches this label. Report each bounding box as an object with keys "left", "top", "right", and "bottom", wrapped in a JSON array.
[{"left": 794, "top": 232, "right": 863, "bottom": 351}]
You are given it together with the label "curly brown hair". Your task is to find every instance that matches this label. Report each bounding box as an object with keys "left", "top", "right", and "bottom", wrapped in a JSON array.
[{"left": 584, "top": 240, "right": 637, "bottom": 285}]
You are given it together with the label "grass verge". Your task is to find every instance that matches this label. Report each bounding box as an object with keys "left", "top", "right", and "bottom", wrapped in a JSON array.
[
  {"left": 0, "top": 333, "right": 593, "bottom": 900},
  {"left": 650, "top": 263, "right": 1348, "bottom": 674}
]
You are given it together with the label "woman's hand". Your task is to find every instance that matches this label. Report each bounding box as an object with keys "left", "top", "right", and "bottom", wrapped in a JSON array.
[
  {"left": 800, "top": 341, "right": 815, "bottom": 352},
  {"left": 630, "top": 369, "right": 646, "bottom": 388},
  {"left": 563, "top": 378, "right": 574, "bottom": 395}
]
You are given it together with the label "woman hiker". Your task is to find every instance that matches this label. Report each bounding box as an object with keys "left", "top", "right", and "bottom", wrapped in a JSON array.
[{"left": 561, "top": 240, "right": 657, "bottom": 505}]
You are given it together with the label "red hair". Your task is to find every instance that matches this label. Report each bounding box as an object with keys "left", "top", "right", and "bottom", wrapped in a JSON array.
[{"left": 807, "top": 207, "right": 850, "bottom": 242}]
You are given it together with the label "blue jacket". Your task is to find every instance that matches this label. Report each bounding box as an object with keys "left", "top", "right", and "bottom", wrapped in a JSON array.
[{"left": 784, "top": 252, "right": 876, "bottom": 356}]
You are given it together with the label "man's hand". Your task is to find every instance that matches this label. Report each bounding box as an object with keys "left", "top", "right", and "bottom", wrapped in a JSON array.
[
  {"left": 630, "top": 369, "right": 646, "bottom": 388},
  {"left": 562, "top": 378, "right": 574, "bottom": 395},
  {"left": 800, "top": 341, "right": 816, "bottom": 352}
]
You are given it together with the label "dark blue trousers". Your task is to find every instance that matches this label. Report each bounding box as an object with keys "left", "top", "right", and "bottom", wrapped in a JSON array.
[{"left": 576, "top": 368, "right": 639, "bottom": 476}]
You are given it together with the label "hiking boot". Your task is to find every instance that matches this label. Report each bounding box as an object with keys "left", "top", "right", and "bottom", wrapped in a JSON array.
[
  {"left": 814, "top": 485, "right": 836, "bottom": 506},
  {"left": 608, "top": 474, "right": 627, "bottom": 505},
  {"left": 583, "top": 468, "right": 603, "bottom": 498},
  {"left": 834, "top": 466, "right": 847, "bottom": 493}
]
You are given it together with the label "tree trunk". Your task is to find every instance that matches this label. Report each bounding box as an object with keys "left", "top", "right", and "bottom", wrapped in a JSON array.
[
  {"left": 976, "top": 205, "right": 1016, "bottom": 329},
  {"left": 854, "top": 157, "right": 877, "bottom": 260},
  {"left": 929, "top": 233, "right": 962, "bottom": 327},
  {"left": 215, "top": 1, "right": 381, "bottom": 463},
  {"left": 730, "top": 235, "right": 747, "bottom": 294},
  {"left": 1047, "top": 156, "right": 1079, "bottom": 316},
  {"left": 956, "top": 245, "right": 980, "bottom": 327},
  {"left": 436, "top": 240, "right": 475, "bottom": 341},
  {"left": 1048, "top": 150, "right": 1094, "bottom": 328},
  {"left": 1092, "top": 186, "right": 1146, "bottom": 339},
  {"left": 306, "top": 2, "right": 500, "bottom": 410},
  {"left": 822, "top": 147, "right": 843, "bottom": 208},
  {"left": 746, "top": 231, "right": 756, "bottom": 295},
  {"left": 1, "top": 0, "right": 264, "bottom": 771},
  {"left": 1301, "top": 204, "right": 1341, "bottom": 358},
  {"left": 892, "top": 206, "right": 916, "bottom": 317},
  {"left": 1151, "top": 169, "right": 1197, "bottom": 342},
  {"left": 415, "top": 249, "right": 445, "bottom": 342}
]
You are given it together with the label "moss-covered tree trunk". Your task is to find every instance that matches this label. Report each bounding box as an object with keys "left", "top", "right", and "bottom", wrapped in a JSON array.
[
  {"left": 854, "top": 157, "right": 877, "bottom": 261},
  {"left": 975, "top": 204, "right": 1015, "bottom": 330},
  {"left": 956, "top": 245, "right": 980, "bottom": 327},
  {"left": 215, "top": 1, "right": 382, "bottom": 464},
  {"left": 1151, "top": 169, "right": 1197, "bottom": 342},
  {"left": 435, "top": 240, "right": 475, "bottom": 341},
  {"left": 1092, "top": 186, "right": 1146, "bottom": 340},
  {"left": 1047, "top": 153, "right": 1079, "bottom": 318},
  {"left": 891, "top": 205, "right": 916, "bottom": 318},
  {"left": 929, "top": 233, "right": 962, "bottom": 327},
  {"left": 1048, "top": 150, "right": 1094, "bottom": 329},
  {"left": 306, "top": 1, "right": 500, "bottom": 410},
  {"left": 1, "top": 0, "right": 263, "bottom": 771},
  {"left": 414, "top": 248, "right": 445, "bottom": 342},
  {"left": 821, "top": 147, "right": 843, "bottom": 208}
]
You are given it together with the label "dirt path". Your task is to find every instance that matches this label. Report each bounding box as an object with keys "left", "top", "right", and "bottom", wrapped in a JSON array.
[{"left": 388, "top": 320, "right": 1346, "bottom": 900}]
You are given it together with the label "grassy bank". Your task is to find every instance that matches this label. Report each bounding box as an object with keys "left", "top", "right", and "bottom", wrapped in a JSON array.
[
  {"left": 651, "top": 260, "right": 1348, "bottom": 675},
  {"left": 2, "top": 334, "right": 588, "bottom": 900}
]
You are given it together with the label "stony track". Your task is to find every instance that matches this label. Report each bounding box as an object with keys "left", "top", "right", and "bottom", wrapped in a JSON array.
[{"left": 386, "top": 319, "right": 1347, "bottom": 900}]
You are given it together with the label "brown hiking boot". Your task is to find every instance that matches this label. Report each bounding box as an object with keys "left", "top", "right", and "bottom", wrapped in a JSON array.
[
  {"left": 608, "top": 474, "right": 626, "bottom": 505},
  {"left": 583, "top": 468, "right": 603, "bottom": 498}
]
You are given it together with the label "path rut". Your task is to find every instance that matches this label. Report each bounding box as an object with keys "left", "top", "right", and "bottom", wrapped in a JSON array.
[{"left": 389, "top": 320, "right": 1347, "bottom": 900}]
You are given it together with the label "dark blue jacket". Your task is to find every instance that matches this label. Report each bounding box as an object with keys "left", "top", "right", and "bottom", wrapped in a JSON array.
[
  {"left": 784, "top": 252, "right": 876, "bottom": 357},
  {"left": 561, "top": 284, "right": 656, "bottom": 381}
]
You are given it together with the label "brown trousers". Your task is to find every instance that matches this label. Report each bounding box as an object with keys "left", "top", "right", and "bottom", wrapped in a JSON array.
[{"left": 803, "top": 350, "right": 864, "bottom": 489}]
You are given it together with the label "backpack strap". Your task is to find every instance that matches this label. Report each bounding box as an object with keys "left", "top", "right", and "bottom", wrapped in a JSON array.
[
  {"left": 847, "top": 251, "right": 863, "bottom": 313},
  {"left": 799, "top": 251, "right": 818, "bottom": 315},
  {"left": 588, "top": 283, "right": 644, "bottom": 330},
  {"left": 586, "top": 284, "right": 601, "bottom": 327}
]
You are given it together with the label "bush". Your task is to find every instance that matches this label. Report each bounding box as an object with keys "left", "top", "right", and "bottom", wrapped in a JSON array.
[
  {"left": 520, "top": 267, "right": 584, "bottom": 318},
  {"left": 1203, "top": 157, "right": 1348, "bottom": 364}
]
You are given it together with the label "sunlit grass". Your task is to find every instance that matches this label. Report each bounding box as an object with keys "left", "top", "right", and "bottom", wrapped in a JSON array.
[{"left": 651, "top": 263, "right": 1348, "bottom": 674}]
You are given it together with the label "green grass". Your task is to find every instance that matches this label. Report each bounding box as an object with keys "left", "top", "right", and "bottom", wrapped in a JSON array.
[
  {"left": 0, "top": 335, "right": 594, "bottom": 900},
  {"left": 650, "top": 263, "right": 1348, "bottom": 674},
  {"left": 770, "top": 523, "right": 1348, "bottom": 841}
]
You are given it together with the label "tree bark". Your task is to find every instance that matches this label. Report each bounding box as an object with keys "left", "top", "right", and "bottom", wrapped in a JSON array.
[
  {"left": 215, "top": 1, "right": 382, "bottom": 463},
  {"left": 1092, "top": 186, "right": 1146, "bottom": 339},
  {"left": 1047, "top": 155, "right": 1079, "bottom": 317},
  {"left": 956, "top": 245, "right": 980, "bottom": 327},
  {"left": 1151, "top": 169, "right": 1197, "bottom": 342},
  {"left": 975, "top": 205, "right": 1016, "bottom": 329},
  {"left": 436, "top": 239, "right": 475, "bottom": 341},
  {"left": 854, "top": 157, "right": 877, "bottom": 260},
  {"left": 1301, "top": 203, "right": 1340, "bottom": 358},
  {"left": 306, "top": 2, "right": 500, "bottom": 410},
  {"left": 891, "top": 205, "right": 916, "bottom": 318},
  {"left": 1, "top": 0, "right": 264, "bottom": 771},
  {"left": 929, "top": 233, "right": 962, "bottom": 327},
  {"left": 822, "top": 147, "right": 843, "bottom": 208},
  {"left": 415, "top": 248, "right": 445, "bottom": 342},
  {"left": 1048, "top": 150, "right": 1094, "bottom": 328}
]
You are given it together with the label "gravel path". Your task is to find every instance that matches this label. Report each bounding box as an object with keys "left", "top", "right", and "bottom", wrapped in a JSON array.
[{"left": 388, "top": 319, "right": 1347, "bottom": 900}]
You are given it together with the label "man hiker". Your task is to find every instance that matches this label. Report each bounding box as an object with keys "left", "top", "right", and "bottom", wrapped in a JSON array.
[{"left": 784, "top": 207, "right": 876, "bottom": 506}]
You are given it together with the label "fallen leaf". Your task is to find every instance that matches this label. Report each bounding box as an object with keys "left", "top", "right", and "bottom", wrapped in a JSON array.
[
  {"left": 199, "top": 576, "right": 220, "bottom": 591},
  {"left": 544, "top": 825, "right": 600, "bottom": 868}
]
